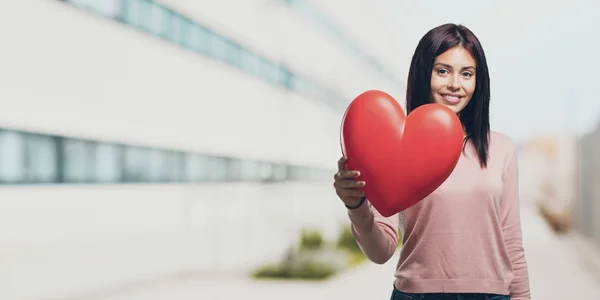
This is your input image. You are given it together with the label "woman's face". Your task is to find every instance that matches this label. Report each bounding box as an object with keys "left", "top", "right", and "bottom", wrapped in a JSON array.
[{"left": 430, "top": 46, "right": 477, "bottom": 114}]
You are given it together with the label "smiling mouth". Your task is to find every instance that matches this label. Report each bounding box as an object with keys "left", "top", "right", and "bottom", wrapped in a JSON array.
[{"left": 441, "top": 94, "right": 463, "bottom": 104}]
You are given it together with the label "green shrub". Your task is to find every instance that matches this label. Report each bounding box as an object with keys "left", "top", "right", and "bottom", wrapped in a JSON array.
[
  {"left": 299, "top": 228, "right": 324, "bottom": 250},
  {"left": 252, "top": 264, "right": 283, "bottom": 278},
  {"left": 337, "top": 226, "right": 361, "bottom": 253},
  {"left": 252, "top": 262, "right": 335, "bottom": 280},
  {"left": 336, "top": 226, "right": 367, "bottom": 266},
  {"left": 254, "top": 225, "right": 401, "bottom": 280},
  {"left": 397, "top": 228, "right": 403, "bottom": 248},
  {"left": 336, "top": 225, "right": 404, "bottom": 265}
]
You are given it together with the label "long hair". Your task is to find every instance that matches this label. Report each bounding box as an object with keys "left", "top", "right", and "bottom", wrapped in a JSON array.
[{"left": 406, "top": 23, "right": 491, "bottom": 168}]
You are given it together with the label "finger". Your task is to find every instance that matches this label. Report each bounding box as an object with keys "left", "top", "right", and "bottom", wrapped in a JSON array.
[
  {"left": 337, "top": 188, "right": 365, "bottom": 198},
  {"left": 334, "top": 170, "right": 358, "bottom": 180},
  {"left": 337, "top": 156, "right": 347, "bottom": 171},
  {"left": 336, "top": 170, "right": 360, "bottom": 179},
  {"left": 334, "top": 179, "right": 365, "bottom": 189}
]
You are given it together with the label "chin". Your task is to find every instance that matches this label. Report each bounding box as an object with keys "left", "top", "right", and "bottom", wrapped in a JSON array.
[
  {"left": 444, "top": 104, "right": 464, "bottom": 114},
  {"left": 433, "top": 99, "right": 465, "bottom": 114}
]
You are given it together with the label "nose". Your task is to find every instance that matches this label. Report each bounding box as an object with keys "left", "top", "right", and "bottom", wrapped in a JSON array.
[{"left": 447, "top": 74, "right": 461, "bottom": 91}]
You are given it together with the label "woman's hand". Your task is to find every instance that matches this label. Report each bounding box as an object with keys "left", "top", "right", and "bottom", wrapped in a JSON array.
[{"left": 333, "top": 156, "right": 366, "bottom": 209}]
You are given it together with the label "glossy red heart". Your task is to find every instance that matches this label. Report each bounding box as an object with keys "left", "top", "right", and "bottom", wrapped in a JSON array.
[{"left": 340, "top": 90, "right": 464, "bottom": 217}]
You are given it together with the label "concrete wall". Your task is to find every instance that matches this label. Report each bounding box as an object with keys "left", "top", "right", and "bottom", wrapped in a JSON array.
[
  {"left": 0, "top": 182, "right": 348, "bottom": 299},
  {"left": 575, "top": 123, "right": 600, "bottom": 244},
  {"left": 0, "top": 0, "right": 404, "bottom": 298}
]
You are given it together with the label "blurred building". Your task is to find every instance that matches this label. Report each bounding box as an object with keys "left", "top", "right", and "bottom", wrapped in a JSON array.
[
  {"left": 575, "top": 121, "right": 600, "bottom": 247},
  {"left": 518, "top": 136, "right": 577, "bottom": 212},
  {"left": 517, "top": 116, "right": 600, "bottom": 248},
  {"left": 0, "top": 0, "right": 404, "bottom": 298},
  {"left": 517, "top": 135, "right": 578, "bottom": 235}
]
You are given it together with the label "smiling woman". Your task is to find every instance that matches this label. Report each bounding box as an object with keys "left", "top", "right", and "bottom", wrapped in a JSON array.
[
  {"left": 406, "top": 23, "right": 491, "bottom": 167},
  {"left": 430, "top": 47, "right": 477, "bottom": 113},
  {"left": 333, "top": 23, "right": 531, "bottom": 300}
]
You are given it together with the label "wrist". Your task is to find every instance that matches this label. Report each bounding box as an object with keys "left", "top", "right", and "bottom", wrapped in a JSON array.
[{"left": 345, "top": 196, "right": 366, "bottom": 209}]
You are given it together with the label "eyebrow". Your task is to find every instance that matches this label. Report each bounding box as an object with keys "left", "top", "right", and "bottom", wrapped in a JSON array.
[{"left": 434, "top": 63, "right": 476, "bottom": 70}]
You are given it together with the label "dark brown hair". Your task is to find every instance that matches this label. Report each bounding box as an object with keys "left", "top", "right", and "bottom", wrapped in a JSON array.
[{"left": 406, "top": 23, "right": 491, "bottom": 168}]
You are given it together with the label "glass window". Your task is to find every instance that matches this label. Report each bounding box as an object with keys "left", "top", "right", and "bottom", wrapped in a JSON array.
[
  {"left": 148, "top": 149, "right": 181, "bottom": 182},
  {"left": 308, "top": 168, "right": 321, "bottom": 181},
  {"left": 137, "top": 1, "right": 154, "bottom": 33},
  {"left": 320, "top": 89, "right": 333, "bottom": 105},
  {"left": 150, "top": 3, "right": 169, "bottom": 37},
  {"left": 272, "top": 164, "right": 287, "bottom": 181},
  {"left": 292, "top": 166, "right": 304, "bottom": 181},
  {"left": 290, "top": 76, "right": 313, "bottom": 98},
  {"left": 149, "top": 149, "right": 169, "bottom": 182},
  {"left": 93, "top": 143, "right": 122, "bottom": 183},
  {"left": 226, "top": 158, "right": 243, "bottom": 181},
  {"left": 167, "top": 151, "right": 184, "bottom": 182},
  {"left": 0, "top": 130, "right": 25, "bottom": 183},
  {"left": 258, "top": 162, "right": 274, "bottom": 181},
  {"left": 210, "top": 34, "right": 228, "bottom": 61},
  {"left": 66, "top": 0, "right": 345, "bottom": 114},
  {"left": 315, "top": 87, "right": 329, "bottom": 104},
  {"left": 25, "top": 134, "right": 58, "bottom": 183},
  {"left": 258, "top": 58, "right": 277, "bottom": 84},
  {"left": 123, "top": 0, "right": 155, "bottom": 33},
  {"left": 0, "top": 127, "right": 331, "bottom": 185},
  {"left": 240, "top": 49, "right": 258, "bottom": 75},
  {"left": 171, "top": 14, "right": 190, "bottom": 45},
  {"left": 183, "top": 24, "right": 201, "bottom": 51},
  {"left": 122, "top": 0, "right": 143, "bottom": 28},
  {"left": 277, "top": 66, "right": 292, "bottom": 89},
  {"left": 194, "top": 25, "right": 212, "bottom": 54},
  {"left": 67, "top": 0, "right": 121, "bottom": 18},
  {"left": 287, "top": 165, "right": 303, "bottom": 181},
  {"left": 62, "top": 139, "right": 95, "bottom": 183},
  {"left": 287, "top": 166, "right": 298, "bottom": 181},
  {"left": 123, "top": 146, "right": 152, "bottom": 182},
  {"left": 308, "top": 169, "right": 320, "bottom": 181},
  {"left": 225, "top": 40, "right": 242, "bottom": 69},
  {"left": 66, "top": 0, "right": 86, "bottom": 9},
  {"left": 299, "top": 167, "right": 309, "bottom": 181},
  {"left": 317, "top": 169, "right": 332, "bottom": 181},
  {"left": 171, "top": 16, "right": 211, "bottom": 53},
  {"left": 300, "top": 167, "right": 310, "bottom": 180},
  {"left": 302, "top": 80, "right": 317, "bottom": 99},
  {"left": 240, "top": 160, "right": 261, "bottom": 181},
  {"left": 93, "top": 0, "right": 122, "bottom": 18},
  {"left": 185, "top": 154, "right": 209, "bottom": 182},
  {"left": 208, "top": 156, "right": 229, "bottom": 181}
]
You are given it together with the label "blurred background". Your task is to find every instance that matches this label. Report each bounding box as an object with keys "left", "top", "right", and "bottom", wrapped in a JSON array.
[{"left": 0, "top": 0, "right": 599, "bottom": 299}]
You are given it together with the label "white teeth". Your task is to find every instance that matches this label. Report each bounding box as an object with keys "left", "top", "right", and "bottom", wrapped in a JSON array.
[{"left": 444, "top": 95, "right": 459, "bottom": 100}]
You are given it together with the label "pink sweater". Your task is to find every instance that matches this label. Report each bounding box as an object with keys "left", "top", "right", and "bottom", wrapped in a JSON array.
[{"left": 348, "top": 131, "right": 530, "bottom": 299}]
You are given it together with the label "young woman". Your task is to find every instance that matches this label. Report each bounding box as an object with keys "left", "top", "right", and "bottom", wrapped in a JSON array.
[{"left": 333, "top": 23, "right": 530, "bottom": 300}]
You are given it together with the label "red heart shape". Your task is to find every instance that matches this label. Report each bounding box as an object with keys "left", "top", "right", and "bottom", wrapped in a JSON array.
[{"left": 340, "top": 90, "right": 464, "bottom": 217}]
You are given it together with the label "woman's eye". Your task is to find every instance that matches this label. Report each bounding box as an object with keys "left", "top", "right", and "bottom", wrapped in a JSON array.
[
  {"left": 437, "top": 69, "right": 449, "bottom": 75},
  {"left": 462, "top": 72, "right": 473, "bottom": 77}
]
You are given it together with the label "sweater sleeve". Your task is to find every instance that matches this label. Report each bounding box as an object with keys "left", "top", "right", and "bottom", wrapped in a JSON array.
[
  {"left": 500, "top": 149, "right": 531, "bottom": 299},
  {"left": 347, "top": 200, "right": 399, "bottom": 264}
]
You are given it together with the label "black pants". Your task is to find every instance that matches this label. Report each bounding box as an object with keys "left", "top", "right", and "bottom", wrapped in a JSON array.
[{"left": 391, "top": 286, "right": 510, "bottom": 300}]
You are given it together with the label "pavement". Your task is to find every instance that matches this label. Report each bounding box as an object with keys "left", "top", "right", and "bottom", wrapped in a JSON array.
[{"left": 76, "top": 202, "right": 600, "bottom": 300}]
